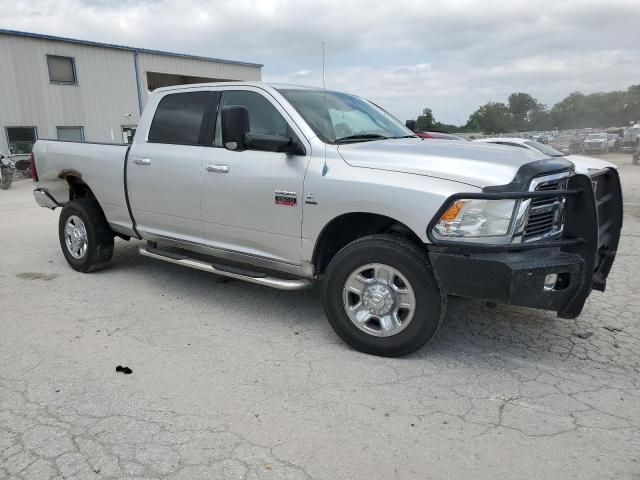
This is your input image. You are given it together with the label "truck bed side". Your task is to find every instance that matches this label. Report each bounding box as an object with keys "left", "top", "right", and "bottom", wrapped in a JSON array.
[{"left": 32, "top": 140, "right": 134, "bottom": 237}]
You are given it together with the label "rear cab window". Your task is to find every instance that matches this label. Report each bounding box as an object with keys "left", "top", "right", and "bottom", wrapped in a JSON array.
[{"left": 148, "top": 91, "right": 214, "bottom": 145}]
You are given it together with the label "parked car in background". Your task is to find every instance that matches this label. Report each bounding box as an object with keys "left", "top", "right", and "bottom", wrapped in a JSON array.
[
  {"left": 550, "top": 135, "right": 581, "bottom": 155},
  {"left": 404, "top": 121, "right": 467, "bottom": 141},
  {"left": 621, "top": 124, "right": 640, "bottom": 153},
  {"left": 608, "top": 134, "right": 621, "bottom": 151},
  {"left": 583, "top": 133, "right": 612, "bottom": 154},
  {"left": 414, "top": 131, "right": 467, "bottom": 141},
  {"left": 474, "top": 137, "right": 617, "bottom": 174}
]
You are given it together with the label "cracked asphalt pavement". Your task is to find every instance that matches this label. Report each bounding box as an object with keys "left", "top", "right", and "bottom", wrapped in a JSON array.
[{"left": 1, "top": 155, "right": 639, "bottom": 479}]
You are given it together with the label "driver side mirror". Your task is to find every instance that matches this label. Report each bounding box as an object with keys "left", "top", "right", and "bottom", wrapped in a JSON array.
[
  {"left": 405, "top": 120, "right": 416, "bottom": 132},
  {"left": 221, "top": 105, "right": 306, "bottom": 155},
  {"left": 221, "top": 105, "right": 250, "bottom": 151}
]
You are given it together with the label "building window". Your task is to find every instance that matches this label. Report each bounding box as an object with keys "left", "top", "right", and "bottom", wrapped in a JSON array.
[
  {"left": 5, "top": 127, "right": 37, "bottom": 154},
  {"left": 47, "top": 55, "right": 77, "bottom": 84},
  {"left": 57, "top": 126, "right": 85, "bottom": 142}
]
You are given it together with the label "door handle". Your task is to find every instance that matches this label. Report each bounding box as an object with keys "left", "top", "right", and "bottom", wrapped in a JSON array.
[
  {"left": 132, "top": 157, "right": 151, "bottom": 166},
  {"left": 206, "top": 164, "right": 229, "bottom": 173}
]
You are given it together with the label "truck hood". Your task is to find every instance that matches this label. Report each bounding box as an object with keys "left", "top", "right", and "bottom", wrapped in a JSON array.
[
  {"left": 337, "top": 138, "right": 548, "bottom": 188},
  {"left": 566, "top": 154, "right": 617, "bottom": 174}
]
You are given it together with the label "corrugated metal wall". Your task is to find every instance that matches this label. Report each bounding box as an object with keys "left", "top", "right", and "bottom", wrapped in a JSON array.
[
  {"left": 0, "top": 34, "right": 140, "bottom": 150},
  {"left": 0, "top": 33, "right": 262, "bottom": 153}
]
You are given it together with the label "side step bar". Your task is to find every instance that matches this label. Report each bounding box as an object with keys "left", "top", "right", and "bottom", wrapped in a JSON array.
[{"left": 139, "top": 246, "right": 313, "bottom": 291}]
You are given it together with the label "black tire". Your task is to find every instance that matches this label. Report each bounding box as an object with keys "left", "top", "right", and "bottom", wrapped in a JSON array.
[
  {"left": 0, "top": 171, "right": 13, "bottom": 190},
  {"left": 58, "top": 199, "right": 114, "bottom": 273},
  {"left": 322, "top": 235, "right": 446, "bottom": 357}
]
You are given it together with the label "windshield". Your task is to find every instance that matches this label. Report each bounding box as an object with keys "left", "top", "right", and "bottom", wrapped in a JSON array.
[
  {"left": 524, "top": 140, "right": 564, "bottom": 157},
  {"left": 277, "top": 88, "right": 414, "bottom": 143},
  {"left": 586, "top": 133, "right": 606, "bottom": 140}
]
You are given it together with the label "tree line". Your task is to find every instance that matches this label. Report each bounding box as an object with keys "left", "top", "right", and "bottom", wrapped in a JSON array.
[{"left": 412, "top": 84, "right": 640, "bottom": 135}]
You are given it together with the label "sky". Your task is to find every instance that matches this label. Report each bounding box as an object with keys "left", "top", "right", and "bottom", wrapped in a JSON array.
[{"left": 2, "top": 0, "right": 639, "bottom": 125}]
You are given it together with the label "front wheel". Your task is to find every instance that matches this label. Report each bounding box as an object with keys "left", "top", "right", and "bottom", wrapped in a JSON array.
[
  {"left": 0, "top": 170, "right": 13, "bottom": 190},
  {"left": 322, "top": 235, "right": 445, "bottom": 357},
  {"left": 58, "top": 199, "right": 114, "bottom": 272}
]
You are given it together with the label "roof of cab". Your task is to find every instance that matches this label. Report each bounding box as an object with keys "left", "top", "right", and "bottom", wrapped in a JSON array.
[{"left": 151, "top": 81, "right": 324, "bottom": 94}]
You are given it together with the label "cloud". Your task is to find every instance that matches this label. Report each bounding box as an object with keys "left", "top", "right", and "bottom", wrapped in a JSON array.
[{"left": 2, "top": 0, "right": 638, "bottom": 124}]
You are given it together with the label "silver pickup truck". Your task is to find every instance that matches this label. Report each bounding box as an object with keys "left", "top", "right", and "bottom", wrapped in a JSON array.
[{"left": 31, "top": 82, "right": 623, "bottom": 356}]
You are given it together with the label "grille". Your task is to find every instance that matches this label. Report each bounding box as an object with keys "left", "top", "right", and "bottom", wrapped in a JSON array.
[
  {"left": 523, "top": 178, "right": 567, "bottom": 242},
  {"left": 585, "top": 143, "right": 604, "bottom": 150}
]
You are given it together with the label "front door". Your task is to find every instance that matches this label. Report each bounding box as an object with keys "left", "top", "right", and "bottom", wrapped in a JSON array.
[
  {"left": 128, "top": 90, "right": 214, "bottom": 244},
  {"left": 201, "top": 88, "right": 309, "bottom": 266}
]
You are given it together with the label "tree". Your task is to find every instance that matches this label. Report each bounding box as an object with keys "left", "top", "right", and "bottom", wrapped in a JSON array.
[
  {"left": 465, "top": 102, "right": 512, "bottom": 134},
  {"left": 528, "top": 108, "right": 552, "bottom": 131},
  {"left": 508, "top": 92, "right": 544, "bottom": 129},
  {"left": 415, "top": 107, "right": 435, "bottom": 131},
  {"left": 413, "top": 84, "right": 640, "bottom": 134},
  {"left": 549, "top": 92, "right": 591, "bottom": 129}
]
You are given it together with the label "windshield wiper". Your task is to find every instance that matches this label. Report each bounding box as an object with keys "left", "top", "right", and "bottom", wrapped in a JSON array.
[
  {"left": 334, "top": 134, "right": 389, "bottom": 143},
  {"left": 388, "top": 135, "right": 418, "bottom": 139}
]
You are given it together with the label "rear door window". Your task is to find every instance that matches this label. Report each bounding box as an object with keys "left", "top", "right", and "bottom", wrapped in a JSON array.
[{"left": 148, "top": 91, "right": 213, "bottom": 145}]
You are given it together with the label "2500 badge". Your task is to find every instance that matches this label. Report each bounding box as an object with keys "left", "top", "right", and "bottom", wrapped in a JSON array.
[{"left": 275, "top": 190, "right": 297, "bottom": 206}]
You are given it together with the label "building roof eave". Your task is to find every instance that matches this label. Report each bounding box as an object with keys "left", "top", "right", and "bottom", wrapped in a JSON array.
[{"left": 0, "top": 29, "right": 263, "bottom": 68}]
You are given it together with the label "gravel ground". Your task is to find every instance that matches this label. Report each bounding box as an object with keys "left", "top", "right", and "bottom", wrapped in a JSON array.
[{"left": 1, "top": 154, "right": 639, "bottom": 479}]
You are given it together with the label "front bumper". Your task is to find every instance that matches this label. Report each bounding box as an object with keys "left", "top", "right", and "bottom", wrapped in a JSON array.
[
  {"left": 430, "top": 248, "right": 584, "bottom": 316},
  {"left": 427, "top": 169, "right": 623, "bottom": 319}
]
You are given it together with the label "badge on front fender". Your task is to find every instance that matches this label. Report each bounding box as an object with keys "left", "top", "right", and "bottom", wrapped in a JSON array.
[{"left": 275, "top": 190, "right": 297, "bottom": 206}]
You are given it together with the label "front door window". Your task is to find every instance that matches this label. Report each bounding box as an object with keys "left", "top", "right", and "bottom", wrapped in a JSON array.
[{"left": 213, "top": 90, "right": 289, "bottom": 146}]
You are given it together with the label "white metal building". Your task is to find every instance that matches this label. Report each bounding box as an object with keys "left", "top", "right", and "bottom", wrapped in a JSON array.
[{"left": 0, "top": 29, "right": 262, "bottom": 154}]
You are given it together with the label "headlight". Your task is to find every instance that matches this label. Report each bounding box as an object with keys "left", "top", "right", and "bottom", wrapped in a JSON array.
[{"left": 433, "top": 199, "right": 517, "bottom": 239}]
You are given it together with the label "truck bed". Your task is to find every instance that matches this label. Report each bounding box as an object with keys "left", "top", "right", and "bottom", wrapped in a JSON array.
[{"left": 32, "top": 140, "right": 134, "bottom": 236}]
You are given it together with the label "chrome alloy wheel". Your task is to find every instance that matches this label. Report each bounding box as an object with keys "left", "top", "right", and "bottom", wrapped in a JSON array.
[
  {"left": 64, "top": 215, "right": 88, "bottom": 259},
  {"left": 342, "top": 263, "right": 416, "bottom": 337}
]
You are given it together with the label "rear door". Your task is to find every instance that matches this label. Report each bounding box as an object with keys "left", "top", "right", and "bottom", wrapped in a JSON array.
[{"left": 127, "top": 90, "right": 215, "bottom": 244}]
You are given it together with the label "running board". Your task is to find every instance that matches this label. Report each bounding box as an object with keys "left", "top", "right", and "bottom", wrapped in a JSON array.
[{"left": 138, "top": 246, "right": 313, "bottom": 291}]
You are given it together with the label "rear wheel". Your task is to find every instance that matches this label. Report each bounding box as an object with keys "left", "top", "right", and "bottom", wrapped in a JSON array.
[
  {"left": 322, "top": 235, "right": 445, "bottom": 357},
  {"left": 58, "top": 199, "right": 114, "bottom": 272}
]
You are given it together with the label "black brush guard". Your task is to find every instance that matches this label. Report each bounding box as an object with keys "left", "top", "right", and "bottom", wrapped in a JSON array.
[{"left": 427, "top": 169, "right": 623, "bottom": 319}]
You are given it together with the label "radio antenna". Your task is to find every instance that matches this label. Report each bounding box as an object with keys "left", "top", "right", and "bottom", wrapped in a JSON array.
[
  {"left": 322, "top": 41, "right": 326, "bottom": 96},
  {"left": 321, "top": 41, "right": 329, "bottom": 177}
]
